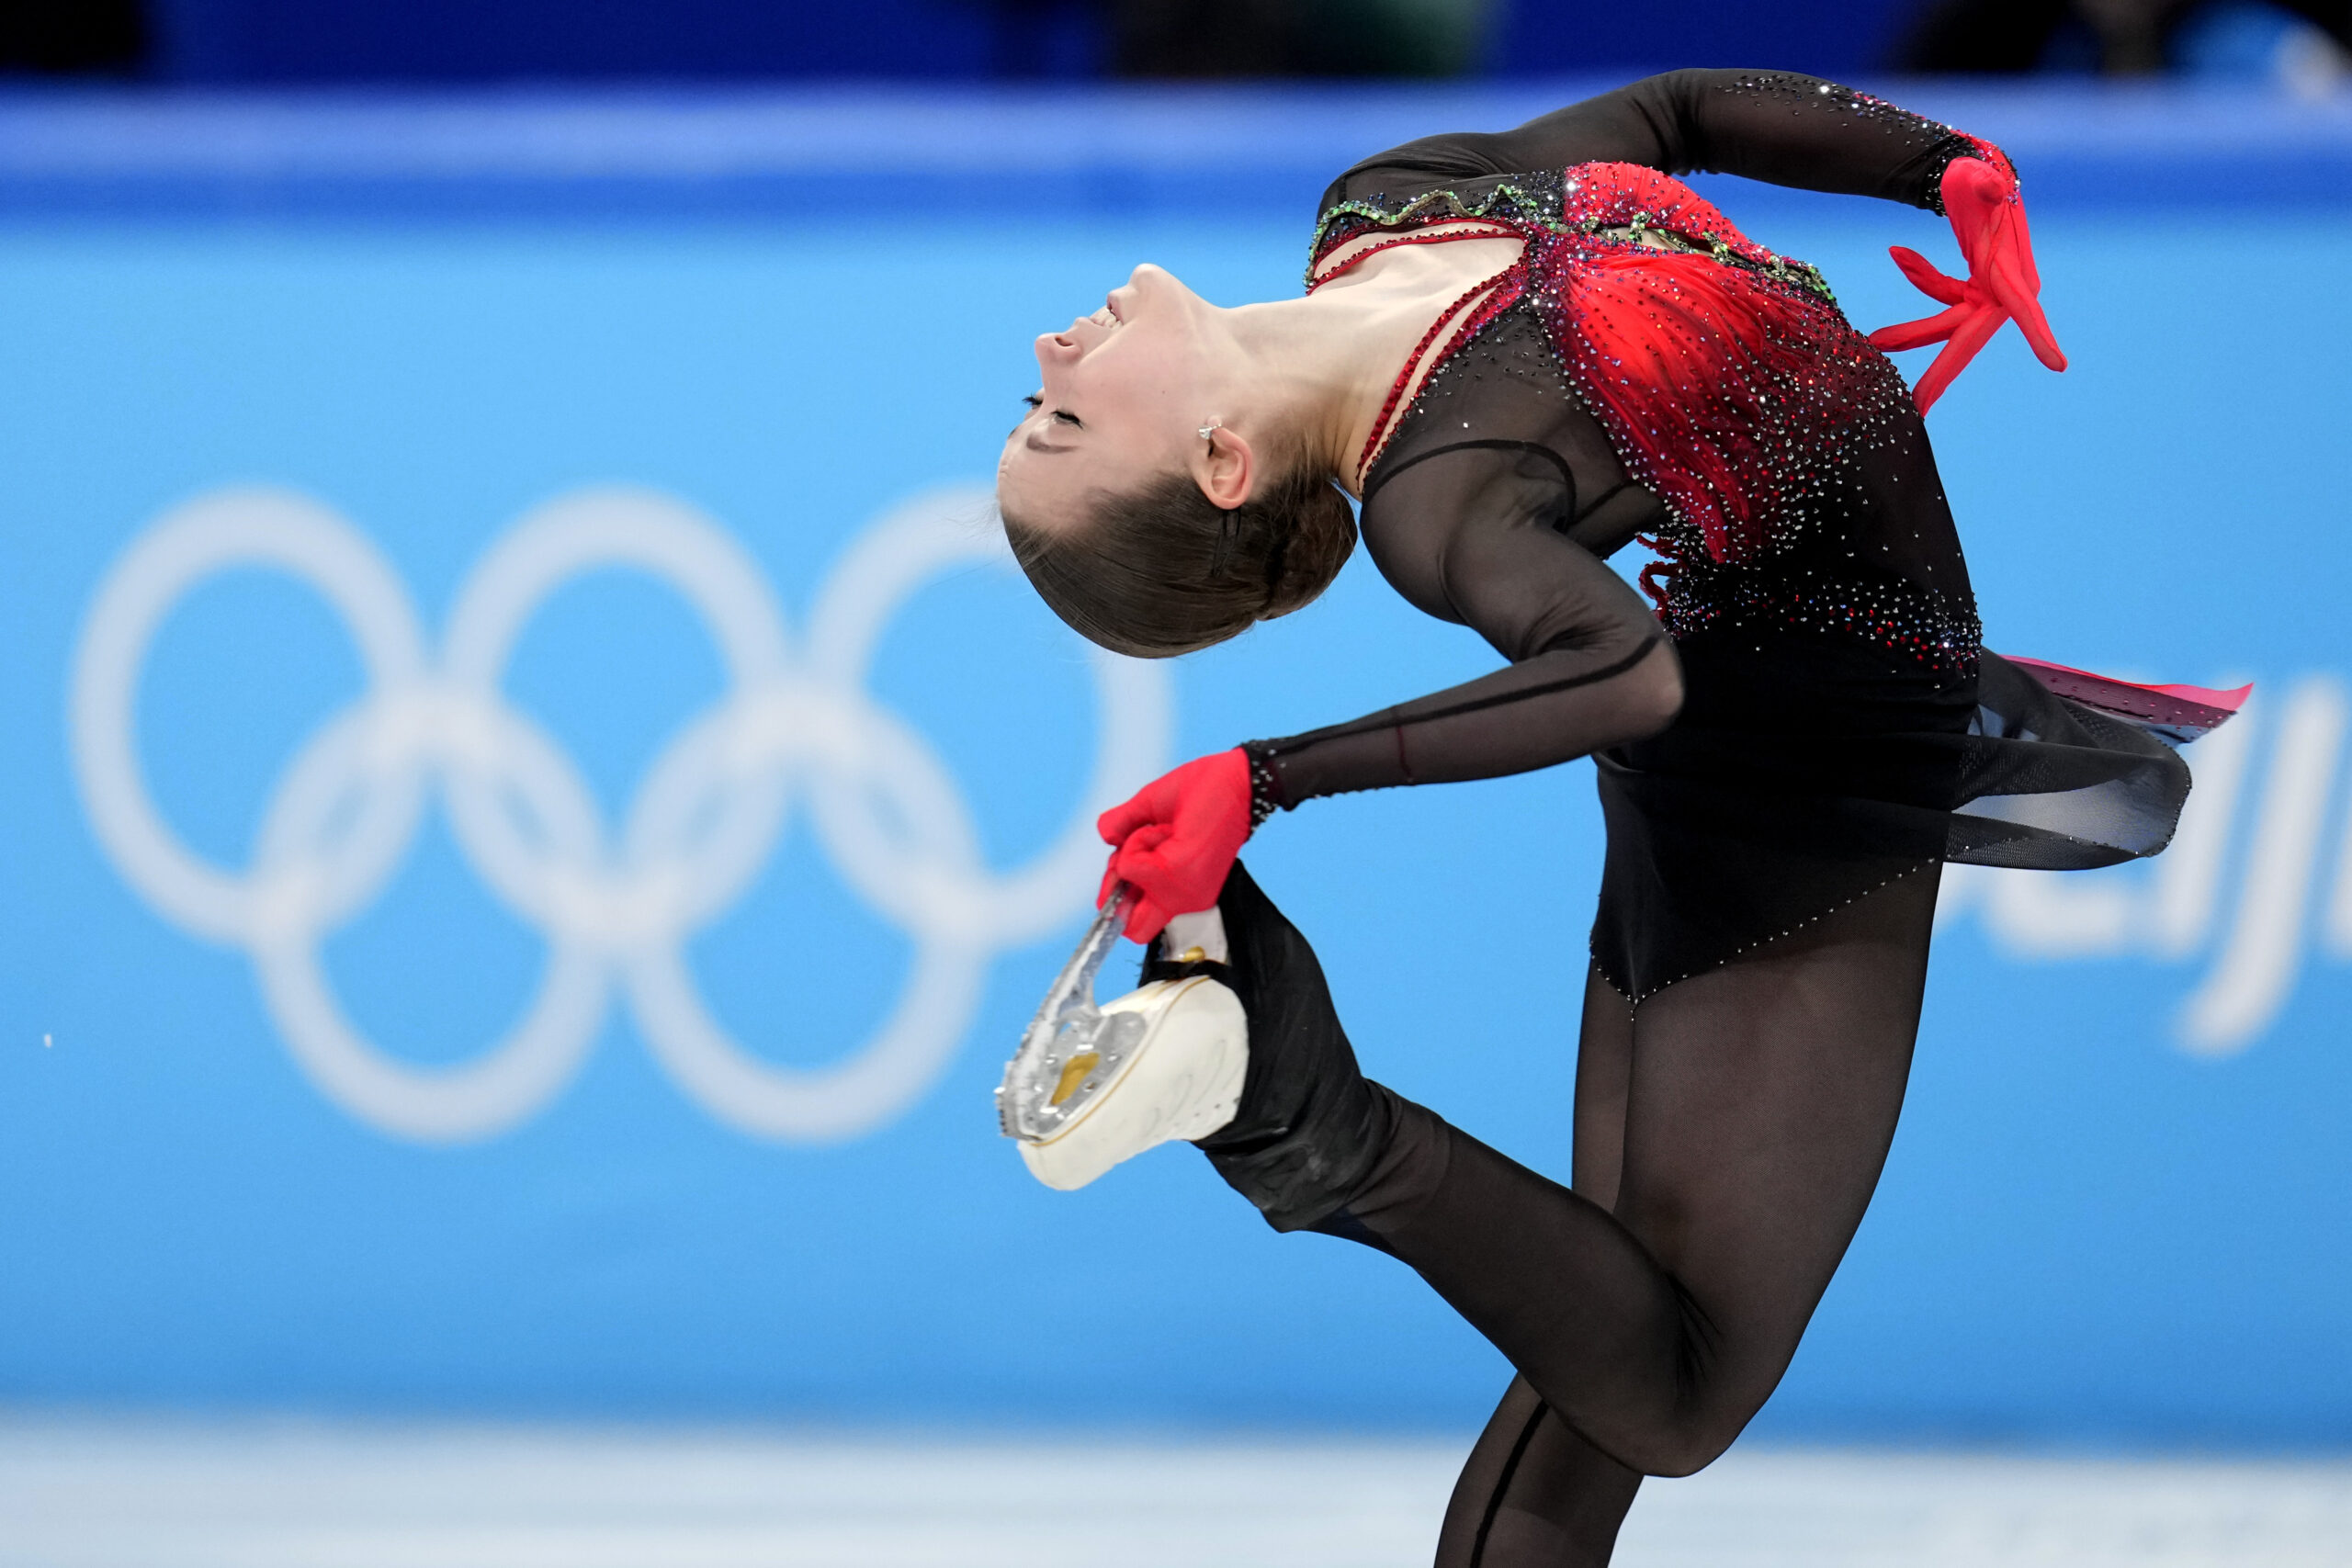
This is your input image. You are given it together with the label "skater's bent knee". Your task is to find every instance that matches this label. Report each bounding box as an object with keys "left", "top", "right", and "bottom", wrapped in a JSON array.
[
  {"left": 1575, "top": 1404, "right": 1751, "bottom": 1479},
  {"left": 1633, "top": 1430, "right": 1736, "bottom": 1480}
]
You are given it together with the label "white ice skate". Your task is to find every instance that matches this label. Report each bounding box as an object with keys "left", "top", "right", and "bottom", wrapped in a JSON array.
[{"left": 997, "top": 886, "right": 1248, "bottom": 1191}]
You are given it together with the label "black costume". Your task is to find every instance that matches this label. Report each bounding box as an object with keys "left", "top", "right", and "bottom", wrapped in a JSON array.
[{"left": 1145, "top": 72, "right": 2236, "bottom": 1566}]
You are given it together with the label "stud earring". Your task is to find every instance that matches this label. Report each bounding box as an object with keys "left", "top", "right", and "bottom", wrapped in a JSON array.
[{"left": 1198, "top": 419, "right": 1222, "bottom": 442}]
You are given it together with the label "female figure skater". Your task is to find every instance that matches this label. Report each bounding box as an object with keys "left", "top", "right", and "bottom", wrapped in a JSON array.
[{"left": 995, "top": 70, "right": 2240, "bottom": 1566}]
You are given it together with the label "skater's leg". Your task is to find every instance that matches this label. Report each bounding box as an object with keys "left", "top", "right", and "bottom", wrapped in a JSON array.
[
  {"left": 1203, "top": 861, "right": 1938, "bottom": 1479},
  {"left": 1430, "top": 970, "right": 1644, "bottom": 1567},
  {"left": 1434, "top": 1375, "right": 1645, "bottom": 1568},
  {"left": 1349, "top": 869, "right": 1939, "bottom": 1475}
]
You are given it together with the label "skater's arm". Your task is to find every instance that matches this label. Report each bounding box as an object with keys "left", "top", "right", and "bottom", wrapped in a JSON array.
[{"left": 1323, "top": 68, "right": 2007, "bottom": 214}]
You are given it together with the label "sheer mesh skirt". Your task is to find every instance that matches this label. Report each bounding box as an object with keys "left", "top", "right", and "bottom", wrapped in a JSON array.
[{"left": 1591, "top": 631, "right": 2233, "bottom": 1002}]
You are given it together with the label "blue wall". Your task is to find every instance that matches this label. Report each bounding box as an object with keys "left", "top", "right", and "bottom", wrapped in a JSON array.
[{"left": 0, "top": 84, "right": 2348, "bottom": 1444}]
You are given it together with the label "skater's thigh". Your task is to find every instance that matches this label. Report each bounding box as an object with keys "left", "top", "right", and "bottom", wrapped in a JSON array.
[
  {"left": 1611, "top": 869, "right": 1940, "bottom": 1408},
  {"left": 1571, "top": 964, "right": 1634, "bottom": 1212}
]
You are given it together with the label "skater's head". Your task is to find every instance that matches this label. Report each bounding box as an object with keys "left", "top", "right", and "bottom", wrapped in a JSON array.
[{"left": 996, "top": 264, "right": 1356, "bottom": 660}]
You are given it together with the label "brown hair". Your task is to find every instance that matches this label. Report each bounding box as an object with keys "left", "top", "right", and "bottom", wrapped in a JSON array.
[{"left": 1001, "top": 458, "right": 1357, "bottom": 659}]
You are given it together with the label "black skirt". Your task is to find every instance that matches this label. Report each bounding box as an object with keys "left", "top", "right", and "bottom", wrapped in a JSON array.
[{"left": 1589, "top": 627, "right": 2225, "bottom": 1002}]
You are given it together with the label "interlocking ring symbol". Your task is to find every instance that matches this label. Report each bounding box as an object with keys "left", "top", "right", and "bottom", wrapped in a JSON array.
[{"left": 69, "top": 484, "right": 1170, "bottom": 1144}]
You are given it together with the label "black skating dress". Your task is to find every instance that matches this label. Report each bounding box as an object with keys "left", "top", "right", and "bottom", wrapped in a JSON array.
[{"left": 1148, "top": 75, "right": 2252, "bottom": 1557}]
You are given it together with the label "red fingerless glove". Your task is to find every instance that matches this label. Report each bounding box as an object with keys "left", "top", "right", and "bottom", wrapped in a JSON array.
[
  {"left": 1095, "top": 748, "right": 1254, "bottom": 943},
  {"left": 1868, "top": 156, "right": 2068, "bottom": 414}
]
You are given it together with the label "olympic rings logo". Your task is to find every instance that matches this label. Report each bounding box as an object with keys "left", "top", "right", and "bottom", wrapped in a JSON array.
[{"left": 69, "top": 484, "right": 1170, "bottom": 1145}]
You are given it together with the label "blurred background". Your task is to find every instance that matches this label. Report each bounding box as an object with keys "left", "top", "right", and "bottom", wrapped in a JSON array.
[
  {"left": 6, "top": 0, "right": 2352, "bottom": 82},
  {"left": 1, "top": 1, "right": 2349, "bottom": 1563}
]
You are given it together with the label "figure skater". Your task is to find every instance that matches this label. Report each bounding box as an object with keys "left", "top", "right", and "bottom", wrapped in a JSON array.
[{"left": 992, "top": 70, "right": 2244, "bottom": 1567}]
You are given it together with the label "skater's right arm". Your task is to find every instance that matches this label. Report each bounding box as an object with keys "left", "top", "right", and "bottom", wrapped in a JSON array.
[
  {"left": 1092, "top": 466, "right": 1677, "bottom": 941},
  {"left": 1091, "top": 457, "right": 1679, "bottom": 939}
]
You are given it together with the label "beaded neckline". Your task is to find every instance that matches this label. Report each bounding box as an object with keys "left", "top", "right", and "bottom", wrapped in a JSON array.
[
  {"left": 1306, "top": 177, "right": 1560, "bottom": 288},
  {"left": 1310, "top": 224, "right": 1531, "bottom": 485},
  {"left": 1308, "top": 164, "right": 1838, "bottom": 307},
  {"left": 1306, "top": 217, "right": 1516, "bottom": 293}
]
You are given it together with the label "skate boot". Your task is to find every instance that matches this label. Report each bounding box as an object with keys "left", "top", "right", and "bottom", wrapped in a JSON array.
[
  {"left": 997, "top": 886, "right": 1248, "bottom": 1191},
  {"left": 1185, "top": 861, "right": 1394, "bottom": 1234}
]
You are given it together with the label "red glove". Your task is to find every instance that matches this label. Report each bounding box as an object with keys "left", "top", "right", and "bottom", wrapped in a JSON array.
[
  {"left": 1868, "top": 156, "right": 2067, "bottom": 414},
  {"left": 1095, "top": 748, "right": 1254, "bottom": 943}
]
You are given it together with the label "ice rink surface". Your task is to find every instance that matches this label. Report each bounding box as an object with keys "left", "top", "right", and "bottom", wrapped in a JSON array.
[{"left": 1, "top": 1418, "right": 2348, "bottom": 1567}]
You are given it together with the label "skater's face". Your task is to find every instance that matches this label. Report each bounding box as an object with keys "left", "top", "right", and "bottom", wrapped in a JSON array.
[
  {"left": 992, "top": 263, "right": 1344, "bottom": 660},
  {"left": 997, "top": 265, "right": 1245, "bottom": 533}
]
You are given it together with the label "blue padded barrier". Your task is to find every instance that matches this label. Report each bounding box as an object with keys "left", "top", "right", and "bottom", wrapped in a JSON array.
[{"left": 0, "top": 82, "right": 2346, "bottom": 219}]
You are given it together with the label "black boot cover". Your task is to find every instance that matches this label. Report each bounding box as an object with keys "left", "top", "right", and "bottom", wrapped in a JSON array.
[{"left": 1140, "top": 860, "right": 1396, "bottom": 1234}]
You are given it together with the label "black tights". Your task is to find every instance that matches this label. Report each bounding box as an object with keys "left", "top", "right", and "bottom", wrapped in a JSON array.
[{"left": 1190, "top": 864, "right": 1940, "bottom": 1567}]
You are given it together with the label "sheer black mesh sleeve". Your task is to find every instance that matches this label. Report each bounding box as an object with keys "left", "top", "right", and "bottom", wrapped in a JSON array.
[
  {"left": 1246, "top": 429, "right": 1678, "bottom": 813},
  {"left": 1320, "top": 68, "right": 1993, "bottom": 217}
]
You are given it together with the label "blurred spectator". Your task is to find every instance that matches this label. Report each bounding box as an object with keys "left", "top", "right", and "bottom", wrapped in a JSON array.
[
  {"left": 1894, "top": 0, "right": 2351, "bottom": 78},
  {"left": 0, "top": 0, "right": 145, "bottom": 73},
  {"left": 1102, "top": 0, "right": 1488, "bottom": 76}
]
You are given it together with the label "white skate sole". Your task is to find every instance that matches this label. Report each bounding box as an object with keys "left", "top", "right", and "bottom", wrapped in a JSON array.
[{"left": 998, "top": 893, "right": 1249, "bottom": 1191}]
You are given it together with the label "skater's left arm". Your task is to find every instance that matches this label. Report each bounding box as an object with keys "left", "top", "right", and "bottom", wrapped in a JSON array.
[{"left": 1322, "top": 68, "right": 2005, "bottom": 215}]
